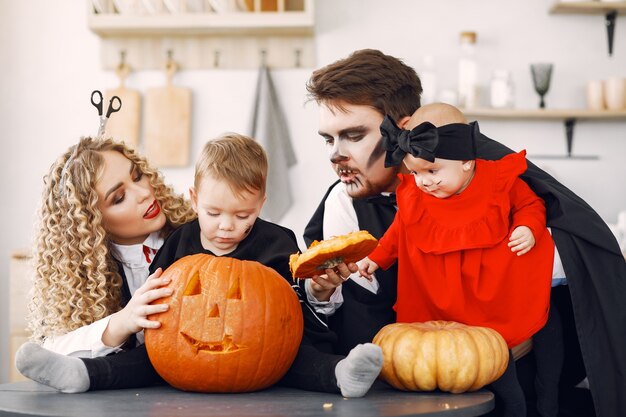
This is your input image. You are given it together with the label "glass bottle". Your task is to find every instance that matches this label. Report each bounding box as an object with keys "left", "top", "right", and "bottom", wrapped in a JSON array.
[
  {"left": 458, "top": 31, "right": 479, "bottom": 109},
  {"left": 420, "top": 55, "right": 438, "bottom": 105}
]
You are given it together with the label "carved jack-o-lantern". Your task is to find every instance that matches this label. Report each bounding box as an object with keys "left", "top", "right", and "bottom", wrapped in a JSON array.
[{"left": 145, "top": 254, "right": 304, "bottom": 392}]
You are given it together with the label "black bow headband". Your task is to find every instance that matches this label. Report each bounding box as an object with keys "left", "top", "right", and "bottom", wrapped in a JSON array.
[{"left": 380, "top": 115, "right": 476, "bottom": 167}]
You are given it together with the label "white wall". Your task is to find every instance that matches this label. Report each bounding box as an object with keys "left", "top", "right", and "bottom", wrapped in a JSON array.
[{"left": 1, "top": 0, "right": 624, "bottom": 383}]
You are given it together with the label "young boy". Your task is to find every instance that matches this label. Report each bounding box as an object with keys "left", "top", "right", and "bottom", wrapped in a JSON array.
[{"left": 17, "top": 133, "right": 382, "bottom": 398}]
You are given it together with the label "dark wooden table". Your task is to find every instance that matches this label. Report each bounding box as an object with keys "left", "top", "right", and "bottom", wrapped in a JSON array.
[{"left": 0, "top": 380, "right": 494, "bottom": 417}]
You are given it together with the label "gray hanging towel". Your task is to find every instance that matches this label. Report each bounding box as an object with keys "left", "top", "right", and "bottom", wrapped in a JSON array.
[{"left": 249, "top": 64, "right": 297, "bottom": 222}]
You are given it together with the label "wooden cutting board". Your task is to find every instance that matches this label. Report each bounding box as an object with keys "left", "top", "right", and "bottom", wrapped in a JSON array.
[
  {"left": 105, "top": 64, "right": 141, "bottom": 149},
  {"left": 144, "top": 62, "right": 191, "bottom": 167}
]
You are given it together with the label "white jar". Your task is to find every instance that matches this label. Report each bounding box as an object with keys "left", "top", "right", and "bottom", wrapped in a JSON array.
[{"left": 490, "top": 70, "right": 514, "bottom": 108}]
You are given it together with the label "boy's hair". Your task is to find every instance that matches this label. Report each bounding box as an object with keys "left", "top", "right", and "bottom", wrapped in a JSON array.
[
  {"left": 306, "top": 49, "right": 423, "bottom": 122},
  {"left": 195, "top": 133, "right": 268, "bottom": 197}
]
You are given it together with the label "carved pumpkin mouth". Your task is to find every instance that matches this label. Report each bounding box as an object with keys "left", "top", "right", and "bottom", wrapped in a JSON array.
[{"left": 181, "top": 332, "right": 247, "bottom": 354}]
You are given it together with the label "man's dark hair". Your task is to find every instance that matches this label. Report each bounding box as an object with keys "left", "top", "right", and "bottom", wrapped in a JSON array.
[{"left": 306, "top": 49, "right": 422, "bottom": 121}]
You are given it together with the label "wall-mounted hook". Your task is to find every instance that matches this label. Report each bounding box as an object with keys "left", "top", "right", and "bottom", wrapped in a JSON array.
[
  {"left": 294, "top": 49, "right": 301, "bottom": 68},
  {"left": 116, "top": 50, "right": 130, "bottom": 87},
  {"left": 214, "top": 50, "right": 220, "bottom": 68},
  {"left": 164, "top": 49, "right": 178, "bottom": 85}
]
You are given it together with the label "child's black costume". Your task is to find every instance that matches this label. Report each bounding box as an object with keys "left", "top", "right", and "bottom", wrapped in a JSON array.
[{"left": 82, "top": 218, "right": 343, "bottom": 394}]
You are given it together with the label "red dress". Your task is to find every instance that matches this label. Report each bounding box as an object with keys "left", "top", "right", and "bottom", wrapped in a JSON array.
[{"left": 368, "top": 151, "right": 554, "bottom": 347}]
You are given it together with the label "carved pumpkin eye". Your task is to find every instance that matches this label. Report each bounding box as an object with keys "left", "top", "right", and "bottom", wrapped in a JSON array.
[{"left": 183, "top": 271, "right": 202, "bottom": 296}]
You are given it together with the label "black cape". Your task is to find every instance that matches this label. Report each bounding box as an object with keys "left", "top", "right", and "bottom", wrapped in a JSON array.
[{"left": 304, "top": 123, "right": 626, "bottom": 416}]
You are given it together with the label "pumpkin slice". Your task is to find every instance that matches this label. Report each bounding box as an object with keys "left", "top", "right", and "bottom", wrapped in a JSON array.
[{"left": 289, "top": 230, "right": 378, "bottom": 278}]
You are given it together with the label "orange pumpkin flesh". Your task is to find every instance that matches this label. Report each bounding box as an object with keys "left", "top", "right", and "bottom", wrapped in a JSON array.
[
  {"left": 289, "top": 230, "right": 378, "bottom": 278},
  {"left": 145, "top": 254, "right": 304, "bottom": 392},
  {"left": 373, "top": 321, "right": 509, "bottom": 393}
]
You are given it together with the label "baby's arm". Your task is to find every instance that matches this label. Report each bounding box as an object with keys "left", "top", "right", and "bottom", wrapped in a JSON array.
[
  {"left": 508, "top": 225, "right": 536, "bottom": 256},
  {"left": 359, "top": 257, "right": 379, "bottom": 280},
  {"left": 508, "top": 177, "right": 546, "bottom": 256}
]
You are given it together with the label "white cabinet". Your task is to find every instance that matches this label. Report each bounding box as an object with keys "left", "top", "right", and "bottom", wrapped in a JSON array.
[{"left": 9, "top": 249, "right": 33, "bottom": 382}]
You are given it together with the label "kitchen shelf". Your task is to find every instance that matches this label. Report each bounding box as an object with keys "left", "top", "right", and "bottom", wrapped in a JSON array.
[
  {"left": 461, "top": 108, "right": 626, "bottom": 159},
  {"left": 88, "top": 11, "right": 314, "bottom": 36},
  {"left": 549, "top": 1, "right": 626, "bottom": 15},
  {"left": 462, "top": 108, "right": 626, "bottom": 120},
  {"left": 87, "top": 0, "right": 315, "bottom": 69},
  {"left": 549, "top": 1, "right": 626, "bottom": 55}
]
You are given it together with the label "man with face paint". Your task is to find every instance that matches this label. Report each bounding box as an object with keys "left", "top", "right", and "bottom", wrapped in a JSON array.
[{"left": 303, "top": 49, "right": 626, "bottom": 417}]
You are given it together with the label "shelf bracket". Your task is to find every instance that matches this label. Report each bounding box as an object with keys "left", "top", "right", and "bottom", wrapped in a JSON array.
[
  {"left": 606, "top": 10, "right": 617, "bottom": 56},
  {"left": 564, "top": 118, "right": 576, "bottom": 157},
  {"left": 531, "top": 118, "right": 598, "bottom": 160}
]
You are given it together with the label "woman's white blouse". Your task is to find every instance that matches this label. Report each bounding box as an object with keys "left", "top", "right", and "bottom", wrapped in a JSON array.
[{"left": 42, "top": 232, "right": 164, "bottom": 358}]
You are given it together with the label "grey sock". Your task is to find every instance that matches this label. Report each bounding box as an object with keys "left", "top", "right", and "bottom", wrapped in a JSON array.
[
  {"left": 15, "top": 342, "right": 90, "bottom": 393},
  {"left": 335, "top": 343, "right": 383, "bottom": 398}
]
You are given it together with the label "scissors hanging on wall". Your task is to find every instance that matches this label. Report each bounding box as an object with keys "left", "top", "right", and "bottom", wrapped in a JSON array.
[{"left": 91, "top": 90, "right": 122, "bottom": 137}]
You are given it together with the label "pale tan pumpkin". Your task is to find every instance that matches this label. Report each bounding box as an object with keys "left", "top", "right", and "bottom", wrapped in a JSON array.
[{"left": 373, "top": 321, "right": 509, "bottom": 393}]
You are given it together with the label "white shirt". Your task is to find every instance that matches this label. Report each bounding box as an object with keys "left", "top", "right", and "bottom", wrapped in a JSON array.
[
  {"left": 42, "top": 232, "right": 164, "bottom": 358},
  {"left": 305, "top": 183, "right": 382, "bottom": 315}
]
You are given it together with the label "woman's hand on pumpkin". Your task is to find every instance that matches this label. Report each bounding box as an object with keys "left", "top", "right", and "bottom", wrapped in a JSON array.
[
  {"left": 102, "top": 268, "right": 172, "bottom": 347},
  {"left": 358, "top": 258, "right": 378, "bottom": 281},
  {"left": 309, "top": 262, "right": 358, "bottom": 301}
]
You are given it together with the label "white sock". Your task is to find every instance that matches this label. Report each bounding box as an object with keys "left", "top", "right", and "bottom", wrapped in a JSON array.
[
  {"left": 15, "top": 342, "right": 90, "bottom": 393},
  {"left": 335, "top": 343, "right": 383, "bottom": 398}
]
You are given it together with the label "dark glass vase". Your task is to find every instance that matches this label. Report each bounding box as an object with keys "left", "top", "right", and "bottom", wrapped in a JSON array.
[{"left": 531, "top": 63, "right": 553, "bottom": 109}]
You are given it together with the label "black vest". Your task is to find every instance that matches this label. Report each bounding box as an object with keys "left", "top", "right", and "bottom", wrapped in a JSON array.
[{"left": 303, "top": 182, "right": 398, "bottom": 355}]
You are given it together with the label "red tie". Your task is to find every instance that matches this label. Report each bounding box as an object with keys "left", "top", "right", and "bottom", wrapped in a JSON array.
[{"left": 143, "top": 245, "right": 156, "bottom": 264}]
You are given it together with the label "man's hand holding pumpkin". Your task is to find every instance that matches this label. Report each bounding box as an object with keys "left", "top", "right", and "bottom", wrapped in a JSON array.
[{"left": 309, "top": 262, "right": 358, "bottom": 301}]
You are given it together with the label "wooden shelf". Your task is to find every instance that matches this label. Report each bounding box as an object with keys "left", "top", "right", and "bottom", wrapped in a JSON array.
[
  {"left": 88, "top": 11, "right": 314, "bottom": 36},
  {"left": 461, "top": 108, "right": 626, "bottom": 121},
  {"left": 550, "top": 1, "right": 626, "bottom": 15},
  {"left": 461, "top": 108, "right": 626, "bottom": 159},
  {"left": 86, "top": 0, "right": 316, "bottom": 69},
  {"left": 549, "top": 1, "right": 624, "bottom": 55}
]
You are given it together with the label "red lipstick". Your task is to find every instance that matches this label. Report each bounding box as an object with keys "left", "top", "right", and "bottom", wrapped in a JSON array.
[{"left": 144, "top": 200, "right": 161, "bottom": 219}]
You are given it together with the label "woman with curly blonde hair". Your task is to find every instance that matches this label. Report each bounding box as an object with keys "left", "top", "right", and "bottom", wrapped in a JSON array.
[{"left": 16, "top": 136, "right": 196, "bottom": 392}]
